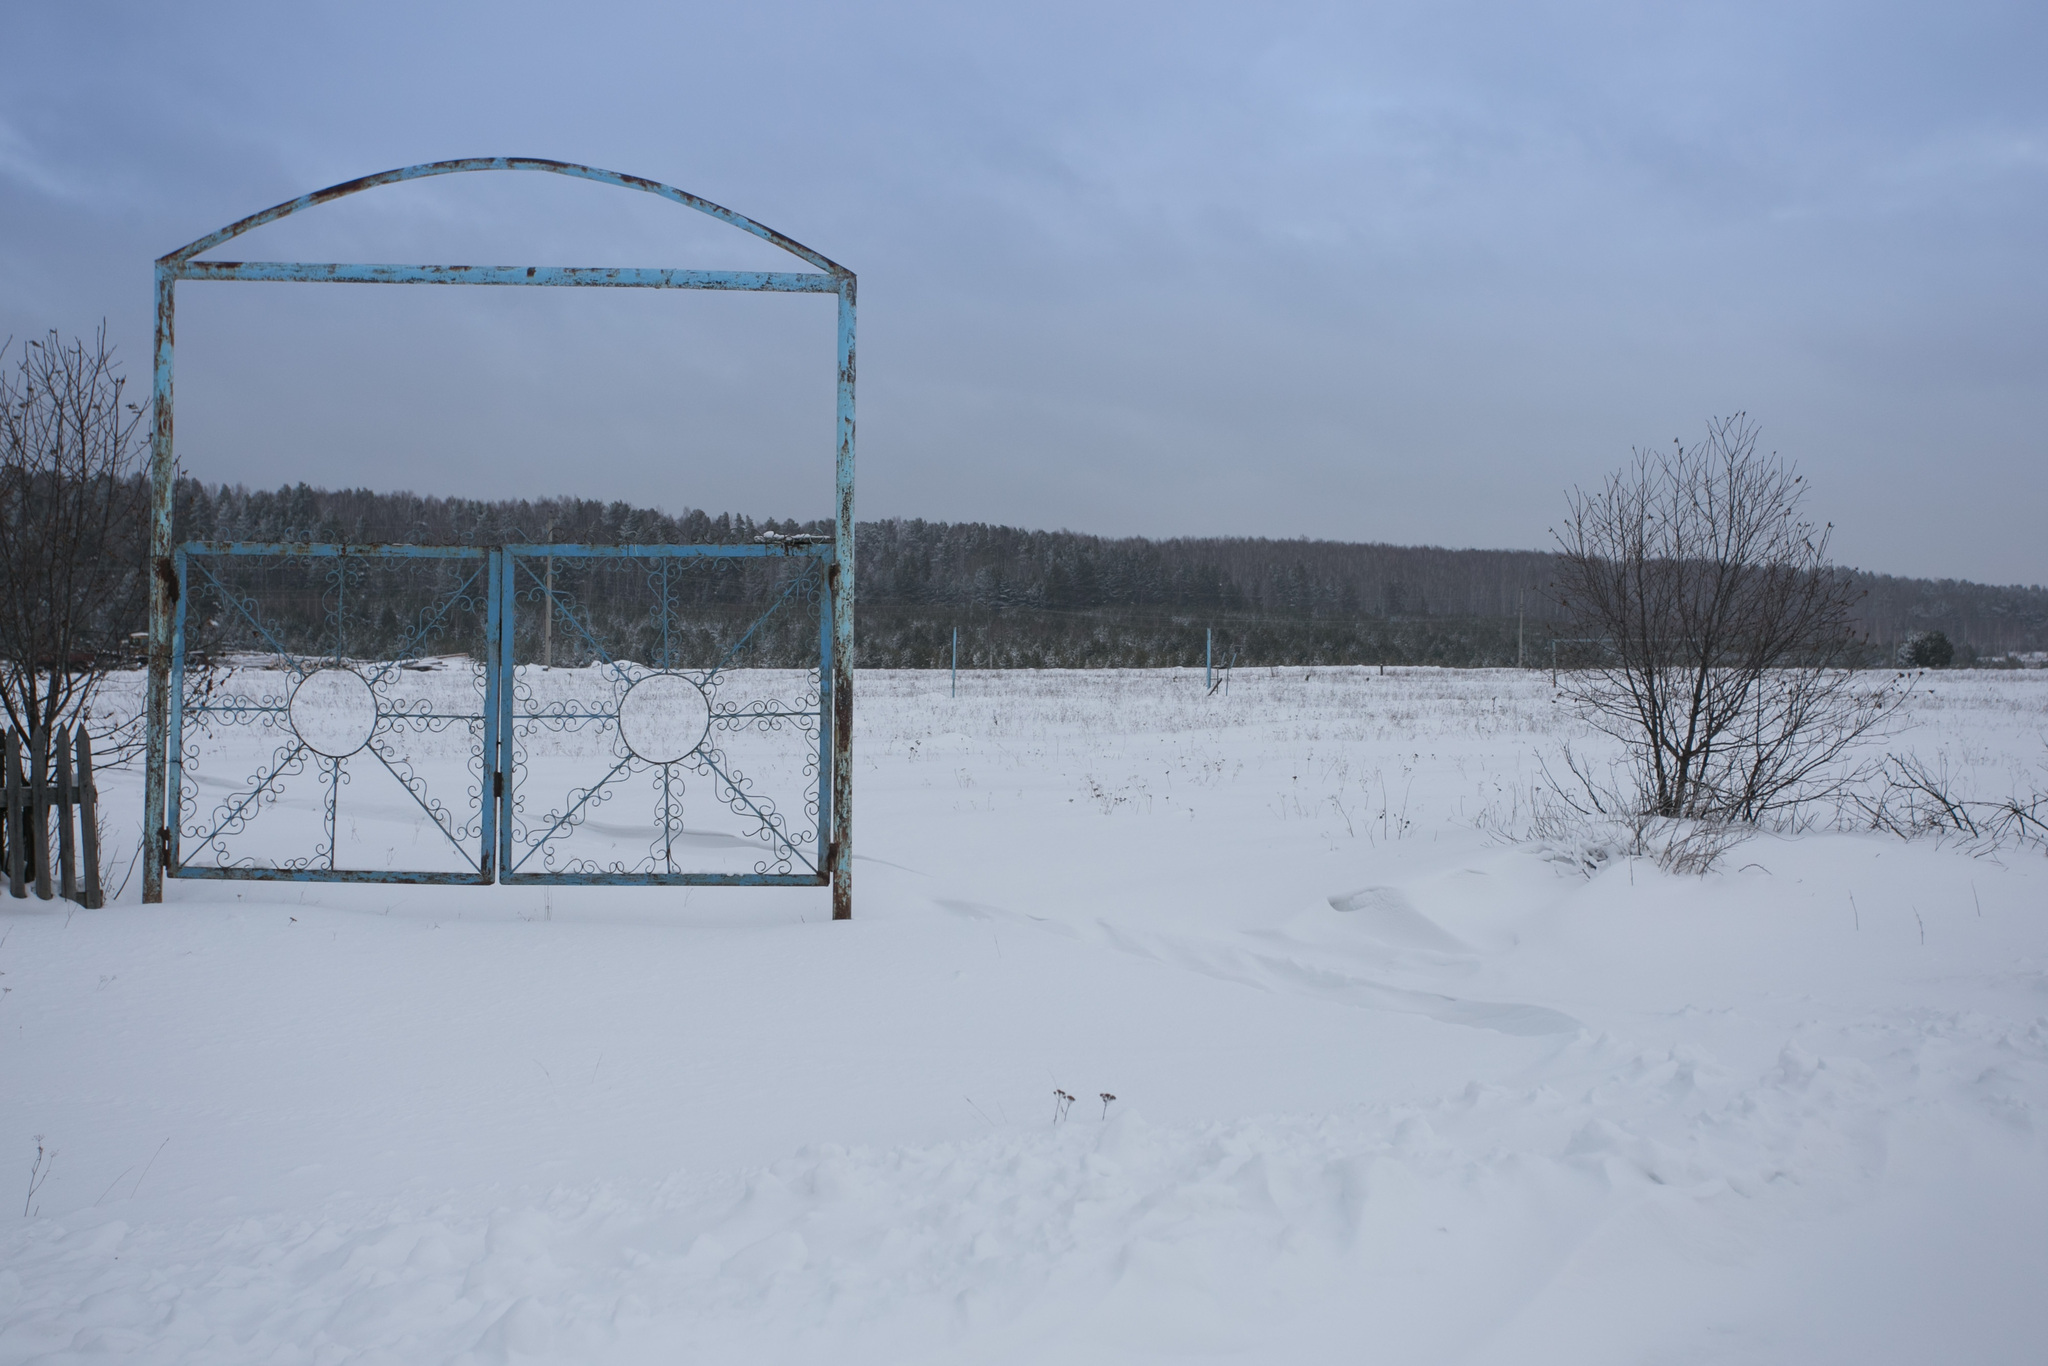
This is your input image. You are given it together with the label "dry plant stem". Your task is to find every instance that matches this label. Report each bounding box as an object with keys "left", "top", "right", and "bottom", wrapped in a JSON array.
[
  {"left": 1854, "top": 752, "right": 2048, "bottom": 854},
  {"left": 131, "top": 1137, "right": 169, "bottom": 1199},
  {"left": 94, "top": 1167, "right": 134, "bottom": 1207},
  {"left": 1656, "top": 821, "right": 1745, "bottom": 875},
  {"left": 23, "top": 1137, "right": 56, "bottom": 1217}
]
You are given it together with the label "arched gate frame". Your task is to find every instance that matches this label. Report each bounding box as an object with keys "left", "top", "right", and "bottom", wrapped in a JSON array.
[{"left": 141, "top": 159, "right": 857, "bottom": 918}]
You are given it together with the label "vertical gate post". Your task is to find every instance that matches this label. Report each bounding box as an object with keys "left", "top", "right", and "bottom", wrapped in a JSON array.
[
  {"left": 830, "top": 277, "right": 856, "bottom": 919},
  {"left": 164, "top": 547, "right": 188, "bottom": 877},
  {"left": 143, "top": 263, "right": 175, "bottom": 903}
]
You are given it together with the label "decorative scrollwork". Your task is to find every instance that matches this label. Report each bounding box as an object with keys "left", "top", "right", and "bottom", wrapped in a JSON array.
[
  {"left": 172, "top": 545, "right": 829, "bottom": 885},
  {"left": 507, "top": 552, "right": 826, "bottom": 880},
  {"left": 172, "top": 549, "right": 493, "bottom": 878}
]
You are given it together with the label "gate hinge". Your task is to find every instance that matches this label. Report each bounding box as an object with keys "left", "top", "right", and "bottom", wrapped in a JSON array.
[
  {"left": 493, "top": 771, "right": 503, "bottom": 798},
  {"left": 158, "top": 826, "right": 172, "bottom": 868},
  {"left": 826, "top": 839, "right": 841, "bottom": 868}
]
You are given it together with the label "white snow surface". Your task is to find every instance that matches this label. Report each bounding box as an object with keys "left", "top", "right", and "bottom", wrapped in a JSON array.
[{"left": 4, "top": 667, "right": 2046, "bottom": 1363}]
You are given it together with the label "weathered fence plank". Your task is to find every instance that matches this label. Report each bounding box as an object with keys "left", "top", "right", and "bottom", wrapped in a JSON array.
[
  {"left": 30, "top": 728, "right": 52, "bottom": 901},
  {"left": 1, "top": 726, "right": 105, "bottom": 907},
  {"left": 4, "top": 733, "right": 19, "bottom": 901},
  {"left": 56, "top": 725, "right": 77, "bottom": 902},
  {"left": 78, "top": 728, "right": 102, "bottom": 909},
  {"left": 4, "top": 732, "right": 20, "bottom": 898}
]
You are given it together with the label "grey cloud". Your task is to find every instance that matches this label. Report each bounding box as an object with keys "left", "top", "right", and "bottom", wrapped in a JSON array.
[{"left": 2, "top": 0, "right": 2042, "bottom": 581}]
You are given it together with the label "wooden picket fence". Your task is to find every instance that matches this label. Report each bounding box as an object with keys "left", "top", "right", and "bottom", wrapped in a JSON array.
[{"left": 4, "top": 725, "right": 103, "bottom": 907}]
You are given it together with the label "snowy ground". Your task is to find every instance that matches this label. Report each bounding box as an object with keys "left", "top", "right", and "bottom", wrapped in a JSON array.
[{"left": 4, "top": 667, "right": 2046, "bottom": 1363}]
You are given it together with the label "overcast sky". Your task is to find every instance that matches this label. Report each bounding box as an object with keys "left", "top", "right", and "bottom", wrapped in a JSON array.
[{"left": 3, "top": 1, "right": 2044, "bottom": 583}]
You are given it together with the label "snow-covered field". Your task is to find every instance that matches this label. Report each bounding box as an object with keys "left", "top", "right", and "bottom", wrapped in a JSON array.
[{"left": 4, "top": 667, "right": 2046, "bottom": 1364}]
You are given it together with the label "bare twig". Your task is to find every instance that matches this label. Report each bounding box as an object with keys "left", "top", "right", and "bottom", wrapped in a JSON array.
[
  {"left": 1852, "top": 754, "right": 2047, "bottom": 854},
  {"left": 23, "top": 1137, "right": 56, "bottom": 1217},
  {"left": 130, "top": 1137, "right": 168, "bottom": 1200}
]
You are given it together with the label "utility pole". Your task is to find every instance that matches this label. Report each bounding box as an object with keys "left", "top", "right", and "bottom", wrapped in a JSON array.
[{"left": 951, "top": 626, "right": 957, "bottom": 698}]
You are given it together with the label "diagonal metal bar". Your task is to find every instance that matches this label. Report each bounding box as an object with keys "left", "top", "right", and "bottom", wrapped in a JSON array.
[
  {"left": 516, "top": 557, "right": 615, "bottom": 667},
  {"left": 364, "top": 559, "right": 488, "bottom": 688},
  {"left": 368, "top": 747, "right": 479, "bottom": 868},
  {"left": 190, "top": 555, "right": 310, "bottom": 676},
  {"left": 181, "top": 740, "right": 310, "bottom": 858},
  {"left": 509, "top": 753, "right": 636, "bottom": 875},
  {"left": 700, "top": 566, "right": 819, "bottom": 688},
  {"left": 699, "top": 752, "right": 815, "bottom": 872}
]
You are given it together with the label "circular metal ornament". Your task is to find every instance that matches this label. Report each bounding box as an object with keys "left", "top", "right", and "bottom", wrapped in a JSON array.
[
  {"left": 617, "top": 672, "right": 712, "bottom": 765},
  {"left": 288, "top": 667, "right": 379, "bottom": 758}
]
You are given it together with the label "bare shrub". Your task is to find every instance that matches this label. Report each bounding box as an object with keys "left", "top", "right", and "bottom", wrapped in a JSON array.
[
  {"left": 1851, "top": 752, "right": 2048, "bottom": 855},
  {"left": 1479, "top": 745, "right": 1751, "bottom": 876},
  {"left": 0, "top": 326, "right": 149, "bottom": 757},
  {"left": 1652, "top": 820, "right": 1747, "bottom": 875},
  {"left": 1551, "top": 415, "right": 1903, "bottom": 825}
]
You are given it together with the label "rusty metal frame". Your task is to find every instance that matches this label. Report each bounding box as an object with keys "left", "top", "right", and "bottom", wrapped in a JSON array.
[{"left": 143, "top": 158, "right": 856, "bottom": 917}]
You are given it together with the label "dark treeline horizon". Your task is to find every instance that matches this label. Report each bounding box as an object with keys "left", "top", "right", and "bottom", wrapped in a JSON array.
[{"left": 169, "top": 480, "right": 2048, "bottom": 668}]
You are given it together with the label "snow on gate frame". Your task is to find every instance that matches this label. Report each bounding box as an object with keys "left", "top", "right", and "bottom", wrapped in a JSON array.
[{"left": 141, "top": 158, "right": 858, "bottom": 918}]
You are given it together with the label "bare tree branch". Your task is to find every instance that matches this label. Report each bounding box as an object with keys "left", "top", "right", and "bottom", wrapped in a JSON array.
[
  {"left": 1551, "top": 415, "right": 1905, "bottom": 824},
  {"left": 0, "top": 326, "right": 150, "bottom": 751}
]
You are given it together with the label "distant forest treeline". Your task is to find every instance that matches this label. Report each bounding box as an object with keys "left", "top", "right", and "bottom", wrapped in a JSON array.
[{"left": 171, "top": 480, "right": 2048, "bottom": 668}]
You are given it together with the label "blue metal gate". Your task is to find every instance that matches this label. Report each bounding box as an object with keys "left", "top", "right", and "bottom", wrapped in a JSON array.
[
  {"left": 169, "top": 544, "right": 502, "bottom": 884},
  {"left": 144, "top": 160, "right": 858, "bottom": 914},
  {"left": 497, "top": 542, "right": 831, "bottom": 885},
  {"left": 168, "top": 540, "right": 834, "bottom": 887}
]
